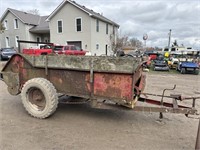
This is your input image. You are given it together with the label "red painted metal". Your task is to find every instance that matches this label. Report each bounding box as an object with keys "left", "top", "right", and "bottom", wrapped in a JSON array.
[
  {"left": 138, "top": 97, "right": 190, "bottom": 108},
  {"left": 93, "top": 73, "right": 133, "bottom": 101}
]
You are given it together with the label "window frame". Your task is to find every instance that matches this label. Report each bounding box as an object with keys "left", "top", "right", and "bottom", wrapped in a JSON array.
[
  {"left": 4, "top": 20, "right": 8, "bottom": 30},
  {"left": 106, "top": 23, "right": 108, "bottom": 34},
  {"left": 75, "top": 17, "right": 82, "bottom": 32},
  {"left": 96, "top": 19, "right": 99, "bottom": 32},
  {"left": 5, "top": 37, "right": 10, "bottom": 47},
  {"left": 57, "top": 20, "right": 63, "bottom": 33},
  {"left": 14, "top": 18, "right": 19, "bottom": 29},
  {"left": 15, "top": 36, "right": 19, "bottom": 47},
  {"left": 96, "top": 44, "right": 99, "bottom": 50}
]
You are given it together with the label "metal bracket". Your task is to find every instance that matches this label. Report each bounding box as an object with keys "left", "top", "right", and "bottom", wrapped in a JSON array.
[{"left": 160, "top": 85, "right": 176, "bottom": 119}]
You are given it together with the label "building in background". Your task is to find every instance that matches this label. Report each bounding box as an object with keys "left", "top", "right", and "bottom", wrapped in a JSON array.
[
  {"left": 0, "top": 0, "right": 119, "bottom": 55},
  {"left": 46, "top": 0, "right": 119, "bottom": 55},
  {"left": 0, "top": 8, "right": 50, "bottom": 50}
]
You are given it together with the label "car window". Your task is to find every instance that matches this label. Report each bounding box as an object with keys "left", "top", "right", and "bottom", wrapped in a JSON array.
[
  {"left": 53, "top": 46, "right": 63, "bottom": 51},
  {"left": 64, "top": 46, "right": 70, "bottom": 50},
  {"left": 75, "top": 46, "right": 81, "bottom": 50},
  {"left": 3, "top": 48, "right": 15, "bottom": 52},
  {"left": 71, "top": 46, "right": 76, "bottom": 50}
]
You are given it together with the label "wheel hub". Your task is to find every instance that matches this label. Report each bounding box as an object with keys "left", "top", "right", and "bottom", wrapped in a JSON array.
[{"left": 28, "top": 88, "right": 46, "bottom": 111}]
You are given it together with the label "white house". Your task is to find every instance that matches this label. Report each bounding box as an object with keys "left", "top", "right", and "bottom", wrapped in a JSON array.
[
  {"left": 0, "top": 0, "right": 119, "bottom": 55},
  {"left": 0, "top": 8, "right": 50, "bottom": 50},
  {"left": 46, "top": 0, "right": 119, "bottom": 56}
]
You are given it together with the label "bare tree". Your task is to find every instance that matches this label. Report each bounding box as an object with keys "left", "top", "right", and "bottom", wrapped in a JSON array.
[
  {"left": 26, "top": 9, "right": 40, "bottom": 15},
  {"left": 111, "top": 34, "right": 143, "bottom": 54},
  {"left": 129, "top": 37, "right": 143, "bottom": 48},
  {"left": 111, "top": 35, "right": 129, "bottom": 54}
]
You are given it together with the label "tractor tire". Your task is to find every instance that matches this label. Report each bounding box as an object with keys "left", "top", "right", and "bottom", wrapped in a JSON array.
[
  {"left": 181, "top": 68, "right": 186, "bottom": 74},
  {"left": 21, "top": 78, "right": 58, "bottom": 119}
]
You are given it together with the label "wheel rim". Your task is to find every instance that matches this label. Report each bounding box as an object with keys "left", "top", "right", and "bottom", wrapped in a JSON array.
[{"left": 27, "top": 87, "right": 46, "bottom": 111}]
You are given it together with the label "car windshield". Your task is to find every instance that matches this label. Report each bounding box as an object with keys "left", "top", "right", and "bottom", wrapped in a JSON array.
[
  {"left": 2, "top": 48, "right": 15, "bottom": 52},
  {"left": 75, "top": 46, "right": 81, "bottom": 50},
  {"left": 64, "top": 46, "right": 81, "bottom": 50}
]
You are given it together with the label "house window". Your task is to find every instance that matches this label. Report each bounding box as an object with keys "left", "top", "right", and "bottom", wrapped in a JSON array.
[
  {"left": 106, "top": 23, "right": 108, "bottom": 34},
  {"left": 113, "top": 26, "right": 115, "bottom": 34},
  {"left": 96, "top": 19, "right": 99, "bottom": 32},
  {"left": 4, "top": 20, "right": 8, "bottom": 30},
  {"left": 5, "top": 37, "right": 10, "bottom": 47},
  {"left": 57, "top": 20, "right": 63, "bottom": 33},
  {"left": 15, "top": 36, "right": 19, "bottom": 47},
  {"left": 76, "top": 18, "right": 82, "bottom": 32},
  {"left": 96, "top": 44, "right": 99, "bottom": 50},
  {"left": 14, "top": 19, "right": 19, "bottom": 29}
]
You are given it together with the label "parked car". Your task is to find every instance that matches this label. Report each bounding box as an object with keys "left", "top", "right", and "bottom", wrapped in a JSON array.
[
  {"left": 153, "top": 55, "right": 169, "bottom": 71},
  {"left": 177, "top": 60, "right": 199, "bottom": 75},
  {"left": 153, "top": 60, "right": 170, "bottom": 71},
  {"left": 168, "top": 55, "right": 179, "bottom": 69},
  {"left": 144, "top": 50, "right": 159, "bottom": 60},
  {"left": 0, "top": 48, "right": 17, "bottom": 60},
  {"left": 176, "top": 53, "right": 199, "bottom": 75},
  {"left": 53, "top": 45, "right": 86, "bottom": 55}
]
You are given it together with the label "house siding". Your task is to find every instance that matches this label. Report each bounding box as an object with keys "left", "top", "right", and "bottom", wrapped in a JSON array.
[
  {"left": 0, "top": 11, "right": 50, "bottom": 51},
  {"left": 49, "top": 3, "right": 91, "bottom": 52},
  {"left": 1, "top": 12, "right": 27, "bottom": 49},
  {"left": 90, "top": 18, "right": 117, "bottom": 56},
  {"left": 48, "top": 2, "right": 118, "bottom": 55}
]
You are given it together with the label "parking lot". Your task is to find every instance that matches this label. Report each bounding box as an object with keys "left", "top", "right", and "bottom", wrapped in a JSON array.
[{"left": 0, "top": 60, "right": 200, "bottom": 150}]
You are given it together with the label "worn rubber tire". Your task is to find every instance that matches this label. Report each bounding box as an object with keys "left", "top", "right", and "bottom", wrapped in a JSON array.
[
  {"left": 194, "top": 69, "right": 199, "bottom": 75},
  {"left": 181, "top": 68, "right": 186, "bottom": 74},
  {"left": 21, "top": 78, "right": 58, "bottom": 119}
]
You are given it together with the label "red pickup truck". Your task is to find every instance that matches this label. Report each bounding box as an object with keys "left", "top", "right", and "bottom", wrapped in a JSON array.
[
  {"left": 23, "top": 44, "right": 53, "bottom": 55},
  {"left": 23, "top": 44, "right": 86, "bottom": 56},
  {"left": 53, "top": 45, "right": 86, "bottom": 55}
]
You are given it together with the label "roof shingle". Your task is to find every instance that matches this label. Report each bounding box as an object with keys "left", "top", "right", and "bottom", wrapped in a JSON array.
[{"left": 5, "top": 8, "right": 41, "bottom": 25}]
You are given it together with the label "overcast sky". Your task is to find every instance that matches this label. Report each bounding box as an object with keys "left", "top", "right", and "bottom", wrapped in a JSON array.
[{"left": 0, "top": 0, "right": 200, "bottom": 49}]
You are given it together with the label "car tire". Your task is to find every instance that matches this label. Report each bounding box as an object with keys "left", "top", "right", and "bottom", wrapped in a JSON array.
[
  {"left": 21, "top": 78, "right": 58, "bottom": 119},
  {"left": 194, "top": 69, "right": 199, "bottom": 75},
  {"left": 181, "top": 68, "right": 186, "bottom": 74},
  {"left": 0, "top": 55, "right": 2, "bottom": 61}
]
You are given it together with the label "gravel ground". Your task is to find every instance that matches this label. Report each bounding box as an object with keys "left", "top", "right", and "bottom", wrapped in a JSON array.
[{"left": 0, "top": 61, "right": 200, "bottom": 150}]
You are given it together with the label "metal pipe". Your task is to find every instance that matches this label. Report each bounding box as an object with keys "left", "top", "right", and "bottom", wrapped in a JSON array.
[{"left": 195, "top": 119, "right": 200, "bottom": 150}]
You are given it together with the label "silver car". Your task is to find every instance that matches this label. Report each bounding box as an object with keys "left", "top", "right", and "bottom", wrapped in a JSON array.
[{"left": 0, "top": 48, "right": 17, "bottom": 60}]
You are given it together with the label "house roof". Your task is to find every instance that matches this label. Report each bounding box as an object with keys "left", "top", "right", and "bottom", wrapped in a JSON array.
[
  {"left": 0, "top": 8, "right": 41, "bottom": 25},
  {"left": 46, "top": 0, "right": 120, "bottom": 27},
  {"left": 0, "top": 8, "right": 50, "bottom": 33},
  {"left": 29, "top": 16, "right": 50, "bottom": 33}
]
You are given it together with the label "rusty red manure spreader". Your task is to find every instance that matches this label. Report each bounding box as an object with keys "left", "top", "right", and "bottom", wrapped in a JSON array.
[{"left": 0, "top": 53, "right": 199, "bottom": 119}]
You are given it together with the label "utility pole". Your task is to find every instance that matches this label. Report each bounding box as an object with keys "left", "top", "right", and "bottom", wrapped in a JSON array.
[{"left": 168, "top": 29, "right": 172, "bottom": 51}]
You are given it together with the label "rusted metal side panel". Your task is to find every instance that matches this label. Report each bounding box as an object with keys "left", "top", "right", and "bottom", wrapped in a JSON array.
[
  {"left": 23, "top": 54, "right": 140, "bottom": 73},
  {"left": 93, "top": 73, "right": 133, "bottom": 101},
  {"left": 49, "top": 70, "right": 90, "bottom": 97},
  {"left": 1, "top": 54, "right": 144, "bottom": 104}
]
